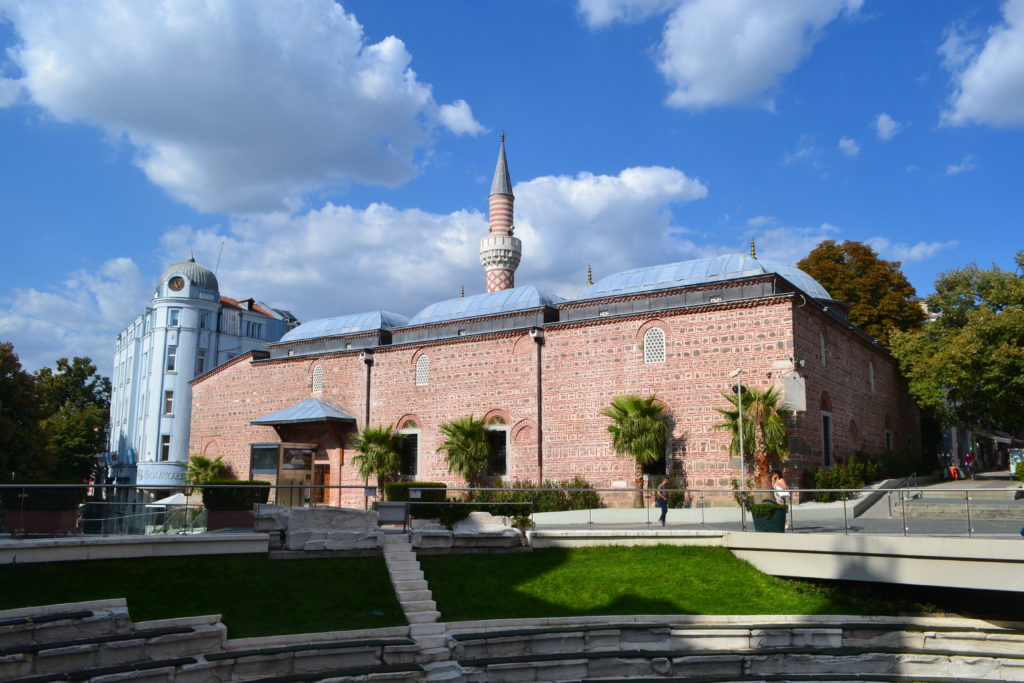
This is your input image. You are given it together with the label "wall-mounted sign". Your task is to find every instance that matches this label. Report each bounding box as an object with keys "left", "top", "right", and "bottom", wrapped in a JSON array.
[{"left": 137, "top": 462, "right": 186, "bottom": 487}]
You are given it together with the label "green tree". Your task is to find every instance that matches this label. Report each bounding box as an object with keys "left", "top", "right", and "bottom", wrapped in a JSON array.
[
  {"left": 0, "top": 342, "right": 52, "bottom": 478},
  {"left": 714, "top": 385, "right": 791, "bottom": 493},
  {"left": 185, "top": 455, "right": 228, "bottom": 486},
  {"left": 891, "top": 251, "right": 1024, "bottom": 432},
  {"left": 797, "top": 240, "right": 925, "bottom": 345},
  {"left": 35, "top": 357, "right": 111, "bottom": 481},
  {"left": 351, "top": 425, "right": 403, "bottom": 492},
  {"left": 437, "top": 415, "right": 489, "bottom": 488},
  {"left": 601, "top": 395, "right": 668, "bottom": 508}
]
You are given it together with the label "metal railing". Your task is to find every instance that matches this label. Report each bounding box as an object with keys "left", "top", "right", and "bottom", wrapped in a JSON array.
[{"left": 1, "top": 481, "right": 1020, "bottom": 539}]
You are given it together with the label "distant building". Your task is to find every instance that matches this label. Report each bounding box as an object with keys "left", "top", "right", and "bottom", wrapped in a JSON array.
[
  {"left": 189, "top": 138, "right": 920, "bottom": 508},
  {"left": 107, "top": 254, "right": 297, "bottom": 490}
]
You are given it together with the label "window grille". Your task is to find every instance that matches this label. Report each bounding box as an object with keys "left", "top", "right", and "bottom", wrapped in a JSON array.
[
  {"left": 643, "top": 327, "right": 666, "bottom": 363},
  {"left": 312, "top": 365, "right": 324, "bottom": 393},
  {"left": 415, "top": 355, "right": 429, "bottom": 386}
]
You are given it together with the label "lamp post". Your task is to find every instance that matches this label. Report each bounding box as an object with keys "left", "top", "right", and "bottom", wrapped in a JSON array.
[{"left": 729, "top": 368, "right": 747, "bottom": 530}]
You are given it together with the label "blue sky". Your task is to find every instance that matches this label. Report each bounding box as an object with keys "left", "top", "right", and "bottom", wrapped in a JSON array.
[{"left": 1, "top": 0, "right": 1022, "bottom": 375}]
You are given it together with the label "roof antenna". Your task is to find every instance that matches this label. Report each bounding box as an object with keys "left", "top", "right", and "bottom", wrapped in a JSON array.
[
  {"left": 214, "top": 240, "right": 225, "bottom": 274},
  {"left": 750, "top": 240, "right": 757, "bottom": 259}
]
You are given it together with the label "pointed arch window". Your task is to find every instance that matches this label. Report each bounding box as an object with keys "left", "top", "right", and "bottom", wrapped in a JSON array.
[
  {"left": 398, "top": 419, "right": 420, "bottom": 478},
  {"left": 311, "top": 364, "right": 324, "bottom": 393},
  {"left": 643, "top": 327, "right": 666, "bottom": 364},
  {"left": 415, "top": 355, "right": 429, "bottom": 386},
  {"left": 485, "top": 416, "right": 508, "bottom": 476}
]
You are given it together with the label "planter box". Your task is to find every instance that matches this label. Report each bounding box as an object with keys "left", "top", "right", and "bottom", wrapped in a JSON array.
[
  {"left": 751, "top": 506, "right": 787, "bottom": 533},
  {"left": 5, "top": 509, "right": 79, "bottom": 534},
  {"left": 206, "top": 509, "right": 254, "bottom": 531}
]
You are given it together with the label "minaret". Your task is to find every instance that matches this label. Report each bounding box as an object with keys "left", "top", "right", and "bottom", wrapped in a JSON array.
[{"left": 479, "top": 133, "right": 522, "bottom": 292}]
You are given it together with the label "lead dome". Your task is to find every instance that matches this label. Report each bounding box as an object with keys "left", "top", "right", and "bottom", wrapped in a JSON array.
[{"left": 159, "top": 255, "right": 219, "bottom": 292}]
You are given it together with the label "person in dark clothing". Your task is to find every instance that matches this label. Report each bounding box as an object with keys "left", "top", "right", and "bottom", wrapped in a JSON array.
[{"left": 656, "top": 477, "right": 669, "bottom": 526}]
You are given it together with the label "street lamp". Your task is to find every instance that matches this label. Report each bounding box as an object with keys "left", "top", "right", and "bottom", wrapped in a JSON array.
[{"left": 729, "top": 368, "right": 747, "bottom": 530}]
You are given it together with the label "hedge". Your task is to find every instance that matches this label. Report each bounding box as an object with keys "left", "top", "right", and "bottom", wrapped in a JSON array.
[{"left": 201, "top": 480, "right": 271, "bottom": 510}]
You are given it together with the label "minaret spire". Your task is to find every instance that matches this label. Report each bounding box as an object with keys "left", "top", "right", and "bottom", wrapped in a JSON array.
[
  {"left": 479, "top": 133, "right": 522, "bottom": 292},
  {"left": 586, "top": 264, "right": 593, "bottom": 286},
  {"left": 750, "top": 240, "right": 757, "bottom": 258}
]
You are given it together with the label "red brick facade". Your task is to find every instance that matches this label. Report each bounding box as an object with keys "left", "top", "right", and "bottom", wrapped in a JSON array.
[{"left": 189, "top": 284, "right": 919, "bottom": 508}]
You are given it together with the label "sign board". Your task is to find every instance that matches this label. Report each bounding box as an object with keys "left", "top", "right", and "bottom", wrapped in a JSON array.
[{"left": 136, "top": 462, "right": 186, "bottom": 487}]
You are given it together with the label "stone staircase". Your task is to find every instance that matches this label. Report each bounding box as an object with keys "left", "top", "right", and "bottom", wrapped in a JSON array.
[{"left": 382, "top": 532, "right": 464, "bottom": 681}]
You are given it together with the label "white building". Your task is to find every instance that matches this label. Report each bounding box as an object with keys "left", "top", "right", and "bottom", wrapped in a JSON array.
[{"left": 107, "top": 254, "right": 297, "bottom": 489}]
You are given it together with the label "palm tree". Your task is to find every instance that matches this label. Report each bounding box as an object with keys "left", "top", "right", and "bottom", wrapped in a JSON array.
[
  {"left": 601, "top": 395, "right": 668, "bottom": 508},
  {"left": 351, "top": 426, "right": 403, "bottom": 495},
  {"left": 185, "top": 455, "right": 227, "bottom": 487},
  {"left": 714, "top": 385, "right": 791, "bottom": 494},
  {"left": 437, "top": 415, "right": 489, "bottom": 488}
]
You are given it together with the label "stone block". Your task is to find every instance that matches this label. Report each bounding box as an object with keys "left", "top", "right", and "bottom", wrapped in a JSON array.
[
  {"left": 670, "top": 628, "right": 748, "bottom": 651},
  {"left": 411, "top": 530, "right": 453, "bottom": 549},
  {"left": 293, "top": 646, "right": 380, "bottom": 672},
  {"left": 526, "top": 633, "right": 584, "bottom": 655},
  {"left": 385, "top": 551, "right": 418, "bottom": 563},
  {"left": 35, "top": 643, "right": 99, "bottom": 673},
  {"left": 452, "top": 511, "right": 512, "bottom": 533},
  {"left": 145, "top": 626, "right": 225, "bottom": 659},
  {"left": 174, "top": 660, "right": 235, "bottom": 683},
  {"left": 388, "top": 560, "right": 421, "bottom": 573},
  {"left": 90, "top": 665, "right": 175, "bottom": 682},
  {"left": 651, "top": 656, "right": 671, "bottom": 675},
  {"left": 452, "top": 533, "right": 520, "bottom": 548},
  {"left": 928, "top": 631, "right": 1024, "bottom": 655},
  {"left": 585, "top": 656, "right": 652, "bottom": 679},
  {"left": 396, "top": 589, "right": 432, "bottom": 602},
  {"left": 669, "top": 654, "right": 743, "bottom": 678},
  {"left": 619, "top": 626, "right": 671, "bottom": 646},
  {"left": 532, "top": 658, "right": 588, "bottom": 682},
  {"left": 409, "top": 622, "right": 446, "bottom": 637},
  {"left": 407, "top": 610, "right": 441, "bottom": 624},
  {"left": 97, "top": 638, "right": 147, "bottom": 666},
  {"left": 845, "top": 629, "right": 922, "bottom": 649},
  {"left": 948, "top": 655, "right": 1003, "bottom": 679},
  {"left": 412, "top": 634, "right": 447, "bottom": 650},
  {"left": 382, "top": 643, "right": 420, "bottom": 665},
  {"left": 417, "top": 646, "right": 452, "bottom": 664},
  {"left": 402, "top": 600, "right": 437, "bottom": 613},
  {"left": 393, "top": 579, "right": 429, "bottom": 592},
  {"left": 0, "top": 654, "right": 31, "bottom": 680},
  {"left": 898, "top": 653, "right": 953, "bottom": 678},
  {"left": 254, "top": 504, "right": 290, "bottom": 532},
  {"left": 411, "top": 519, "right": 446, "bottom": 531},
  {"left": 289, "top": 507, "right": 378, "bottom": 533},
  {"left": 322, "top": 532, "right": 382, "bottom": 550},
  {"left": 480, "top": 637, "right": 526, "bottom": 659},
  {"left": 584, "top": 629, "right": 621, "bottom": 651},
  {"left": 791, "top": 627, "right": 842, "bottom": 647},
  {"left": 226, "top": 652, "right": 295, "bottom": 679},
  {"left": 483, "top": 660, "right": 540, "bottom": 682},
  {"left": 391, "top": 570, "right": 424, "bottom": 582}
]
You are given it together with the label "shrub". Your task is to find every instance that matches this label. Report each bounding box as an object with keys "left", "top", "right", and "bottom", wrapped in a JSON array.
[
  {"left": 201, "top": 480, "right": 270, "bottom": 511},
  {"left": 0, "top": 482, "right": 87, "bottom": 511},
  {"left": 807, "top": 458, "right": 879, "bottom": 502},
  {"left": 384, "top": 481, "right": 447, "bottom": 518},
  {"left": 1015, "top": 460, "right": 1024, "bottom": 484},
  {"left": 748, "top": 501, "right": 788, "bottom": 517},
  {"left": 466, "top": 478, "right": 602, "bottom": 517}
]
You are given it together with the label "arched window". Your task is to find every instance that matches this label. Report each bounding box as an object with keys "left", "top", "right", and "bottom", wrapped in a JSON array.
[
  {"left": 415, "top": 355, "right": 429, "bottom": 386},
  {"left": 398, "top": 419, "right": 420, "bottom": 478},
  {"left": 311, "top": 365, "right": 324, "bottom": 393},
  {"left": 485, "top": 416, "right": 508, "bottom": 476},
  {"left": 868, "top": 360, "right": 876, "bottom": 392},
  {"left": 643, "top": 327, "right": 666, "bottom": 364},
  {"left": 818, "top": 330, "right": 827, "bottom": 365}
]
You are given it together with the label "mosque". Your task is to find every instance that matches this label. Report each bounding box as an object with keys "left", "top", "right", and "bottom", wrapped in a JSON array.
[{"left": 188, "top": 138, "right": 919, "bottom": 507}]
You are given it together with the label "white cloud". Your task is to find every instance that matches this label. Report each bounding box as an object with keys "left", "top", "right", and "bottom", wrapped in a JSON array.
[
  {"left": 945, "top": 155, "right": 977, "bottom": 175},
  {"left": 202, "top": 166, "right": 705, "bottom": 312},
  {"left": 0, "top": 258, "right": 151, "bottom": 374},
  {"left": 577, "top": 0, "right": 681, "bottom": 28},
  {"left": 655, "top": 0, "right": 862, "bottom": 110},
  {"left": 0, "top": 77, "right": 21, "bottom": 106},
  {"left": 784, "top": 134, "right": 822, "bottom": 167},
  {"left": 941, "top": 0, "right": 1024, "bottom": 127},
  {"left": 866, "top": 238, "right": 959, "bottom": 263},
  {"left": 746, "top": 215, "right": 774, "bottom": 227},
  {"left": 0, "top": 0, "right": 483, "bottom": 213},
  {"left": 743, "top": 222, "right": 842, "bottom": 265},
  {"left": 875, "top": 113, "right": 901, "bottom": 140},
  {"left": 838, "top": 136, "right": 860, "bottom": 156},
  {"left": 437, "top": 100, "right": 486, "bottom": 136}
]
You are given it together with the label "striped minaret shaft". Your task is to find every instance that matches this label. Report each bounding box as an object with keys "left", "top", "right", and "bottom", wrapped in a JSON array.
[{"left": 479, "top": 133, "right": 522, "bottom": 292}]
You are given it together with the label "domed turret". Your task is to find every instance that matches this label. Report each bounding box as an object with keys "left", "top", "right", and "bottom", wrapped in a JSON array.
[{"left": 159, "top": 252, "right": 219, "bottom": 296}]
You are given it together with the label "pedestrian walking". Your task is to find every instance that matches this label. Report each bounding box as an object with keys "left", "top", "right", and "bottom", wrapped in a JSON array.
[{"left": 656, "top": 477, "right": 669, "bottom": 526}]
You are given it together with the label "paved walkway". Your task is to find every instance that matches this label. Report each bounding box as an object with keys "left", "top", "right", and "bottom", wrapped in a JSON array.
[{"left": 532, "top": 471, "right": 1024, "bottom": 539}]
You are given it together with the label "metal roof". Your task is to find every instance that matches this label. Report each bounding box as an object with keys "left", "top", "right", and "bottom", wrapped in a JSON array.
[
  {"left": 574, "top": 254, "right": 832, "bottom": 301},
  {"left": 490, "top": 136, "right": 513, "bottom": 197},
  {"left": 159, "top": 255, "right": 219, "bottom": 291},
  {"left": 279, "top": 310, "right": 409, "bottom": 343},
  {"left": 251, "top": 398, "right": 356, "bottom": 425},
  {"left": 409, "top": 285, "right": 563, "bottom": 326}
]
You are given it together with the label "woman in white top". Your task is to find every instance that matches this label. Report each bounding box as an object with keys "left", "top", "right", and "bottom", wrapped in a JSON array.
[{"left": 771, "top": 469, "right": 790, "bottom": 505}]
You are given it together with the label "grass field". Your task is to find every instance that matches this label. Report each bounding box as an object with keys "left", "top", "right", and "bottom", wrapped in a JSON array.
[
  {"left": 0, "top": 554, "right": 406, "bottom": 638},
  {"left": 0, "top": 546, "right": 1001, "bottom": 638}
]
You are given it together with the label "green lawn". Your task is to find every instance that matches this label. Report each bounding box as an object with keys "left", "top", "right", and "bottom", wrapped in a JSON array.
[
  {"left": 0, "top": 546, "right": 997, "bottom": 638},
  {"left": 0, "top": 554, "right": 405, "bottom": 638},
  {"left": 420, "top": 546, "right": 943, "bottom": 622}
]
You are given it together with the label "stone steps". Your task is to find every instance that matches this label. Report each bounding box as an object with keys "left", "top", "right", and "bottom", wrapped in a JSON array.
[{"left": 381, "top": 531, "right": 464, "bottom": 680}]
